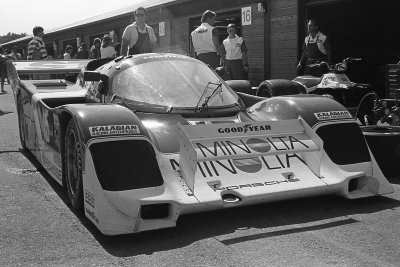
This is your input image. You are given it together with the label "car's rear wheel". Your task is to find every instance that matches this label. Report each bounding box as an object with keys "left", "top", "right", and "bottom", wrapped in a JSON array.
[
  {"left": 17, "top": 96, "right": 27, "bottom": 150},
  {"left": 64, "top": 119, "right": 84, "bottom": 212},
  {"left": 256, "top": 79, "right": 306, "bottom": 97}
]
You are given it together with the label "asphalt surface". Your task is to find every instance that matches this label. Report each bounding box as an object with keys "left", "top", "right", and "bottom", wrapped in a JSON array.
[{"left": 1, "top": 84, "right": 400, "bottom": 267}]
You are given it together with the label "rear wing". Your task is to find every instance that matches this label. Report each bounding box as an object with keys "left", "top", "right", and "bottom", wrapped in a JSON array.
[
  {"left": 177, "top": 117, "right": 324, "bottom": 192},
  {"left": 13, "top": 59, "right": 91, "bottom": 75}
]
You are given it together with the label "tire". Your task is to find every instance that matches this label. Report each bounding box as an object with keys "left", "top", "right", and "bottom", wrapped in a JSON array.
[
  {"left": 17, "top": 96, "right": 27, "bottom": 150},
  {"left": 256, "top": 81, "right": 273, "bottom": 97},
  {"left": 64, "top": 119, "right": 84, "bottom": 212},
  {"left": 256, "top": 79, "right": 306, "bottom": 97},
  {"left": 225, "top": 80, "right": 253, "bottom": 95}
]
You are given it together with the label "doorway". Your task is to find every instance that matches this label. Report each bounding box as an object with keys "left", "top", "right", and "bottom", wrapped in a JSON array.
[{"left": 304, "top": 0, "right": 400, "bottom": 96}]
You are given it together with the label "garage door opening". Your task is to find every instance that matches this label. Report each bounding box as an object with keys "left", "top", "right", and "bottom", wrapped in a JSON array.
[
  {"left": 304, "top": 0, "right": 400, "bottom": 97},
  {"left": 189, "top": 10, "right": 241, "bottom": 54}
]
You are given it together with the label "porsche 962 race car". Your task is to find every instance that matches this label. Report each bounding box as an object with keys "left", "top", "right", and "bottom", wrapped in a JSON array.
[{"left": 7, "top": 54, "right": 393, "bottom": 235}]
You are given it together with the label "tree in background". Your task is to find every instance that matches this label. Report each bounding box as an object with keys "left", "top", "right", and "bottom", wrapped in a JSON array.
[{"left": 0, "top": 32, "right": 27, "bottom": 45}]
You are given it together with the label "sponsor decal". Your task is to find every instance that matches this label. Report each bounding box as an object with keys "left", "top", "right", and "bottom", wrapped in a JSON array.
[
  {"left": 206, "top": 173, "right": 300, "bottom": 192},
  {"left": 85, "top": 190, "right": 95, "bottom": 209},
  {"left": 217, "top": 124, "right": 271, "bottom": 134},
  {"left": 193, "top": 28, "right": 209, "bottom": 34},
  {"left": 170, "top": 153, "right": 306, "bottom": 178},
  {"left": 314, "top": 111, "right": 352, "bottom": 121},
  {"left": 85, "top": 208, "right": 99, "bottom": 224},
  {"left": 89, "top": 124, "right": 140, "bottom": 136},
  {"left": 195, "top": 136, "right": 309, "bottom": 158},
  {"left": 143, "top": 54, "right": 186, "bottom": 60}
]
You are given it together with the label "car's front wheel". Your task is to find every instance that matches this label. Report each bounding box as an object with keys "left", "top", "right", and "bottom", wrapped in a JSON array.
[{"left": 64, "top": 119, "right": 84, "bottom": 212}]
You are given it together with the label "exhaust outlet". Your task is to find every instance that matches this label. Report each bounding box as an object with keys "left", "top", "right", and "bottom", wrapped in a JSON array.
[{"left": 222, "top": 193, "right": 241, "bottom": 203}]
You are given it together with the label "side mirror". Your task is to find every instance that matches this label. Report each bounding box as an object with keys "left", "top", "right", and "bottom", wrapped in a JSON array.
[
  {"left": 85, "top": 71, "right": 109, "bottom": 96},
  {"left": 84, "top": 71, "right": 108, "bottom": 83}
]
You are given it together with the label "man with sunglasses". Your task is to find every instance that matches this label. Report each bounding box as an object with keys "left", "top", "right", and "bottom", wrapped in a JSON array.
[{"left": 121, "top": 7, "right": 158, "bottom": 56}]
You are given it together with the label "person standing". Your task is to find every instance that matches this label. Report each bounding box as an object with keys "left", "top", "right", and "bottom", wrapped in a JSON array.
[
  {"left": 100, "top": 34, "right": 116, "bottom": 58},
  {"left": 221, "top": 23, "right": 249, "bottom": 80},
  {"left": 0, "top": 47, "right": 8, "bottom": 93},
  {"left": 190, "top": 10, "right": 222, "bottom": 69},
  {"left": 63, "top": 45, "right": 74, "bottom": 59},
  {"left": 114, "top": 43, "right": 121, "bottom": 57},
  {"left": 77, "top": 43, "right": 89, "bottom": 59},
  {"left": 297, "top": 19, "right": 332, "bottom": 76},
  {"left": 9, "top": 46, "right": 22, "bottom": 60},
  {"left": 27, "top": 26, "right": 48, "bottom": 60},
  {"left": 89, "top": 38, "right": 101, "bottom": 59},
  {"left": 120, "top": 7, "right": 158, "bottom": 56}
]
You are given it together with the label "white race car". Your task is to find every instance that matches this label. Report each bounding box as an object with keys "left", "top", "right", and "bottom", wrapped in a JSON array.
[{"left": 5, "top": 53, "right": 393, "bottom": 235}]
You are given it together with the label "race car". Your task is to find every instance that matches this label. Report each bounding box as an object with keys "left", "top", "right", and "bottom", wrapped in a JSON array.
[{"left": 6, "top": 53, "right": 393, "bottom": 236}]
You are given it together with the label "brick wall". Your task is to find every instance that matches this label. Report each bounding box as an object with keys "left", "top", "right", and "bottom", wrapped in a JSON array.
[
  {"left": 165, "top": 1, "right": 267, "bottom": 86},
  {"left": 269, "top": 0, "right": 298, "bottom": 79},
  {"left": 243, "top": 4, "right": 265, "bottom": 86}
]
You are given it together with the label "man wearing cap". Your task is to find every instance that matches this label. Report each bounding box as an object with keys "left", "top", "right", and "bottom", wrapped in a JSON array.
[
  {"left": 190, "top": 10, "right": 222, "bottom": 69},
  {"left": 221, "top": 23, "right": 249, "bottom": 80}
]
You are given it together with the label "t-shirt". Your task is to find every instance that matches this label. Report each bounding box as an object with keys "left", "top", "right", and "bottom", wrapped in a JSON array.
[
  {"left": 191, "top": 23, "right": 217, "bottom": 55},
  {"left": 100, "top": 46, "right": 116, "bottom": 58},
  {"left": 222, "top": 35, "right": 247, "bottom": 60},
  {"left": 122, "top": 22, "right": 157, "bottom": 49},
  {"left": 27, "top": 36, "right": 47, "bottom": 60},
  {"left": 63, "top": 52, "right": 72, "bottom": 60}
]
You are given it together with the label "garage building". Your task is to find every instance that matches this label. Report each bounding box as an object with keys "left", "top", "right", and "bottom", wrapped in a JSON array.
[{"left": 1, "top": 0, "right": 399, "bottom": 96}]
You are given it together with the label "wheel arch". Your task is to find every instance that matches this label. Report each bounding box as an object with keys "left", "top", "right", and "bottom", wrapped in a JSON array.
[{"left": 56, "top": 104, "right": 150, "bottom": 185}]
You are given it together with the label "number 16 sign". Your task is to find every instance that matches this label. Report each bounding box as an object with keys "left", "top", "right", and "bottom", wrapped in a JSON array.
[{"left": 242, "top": 6, "right": 252, "bottom": 26}]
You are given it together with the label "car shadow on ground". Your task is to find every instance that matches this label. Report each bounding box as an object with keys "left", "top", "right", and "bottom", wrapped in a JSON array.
[
  {"left": 23, "top": 151, "right": 400, "bottom": 257},
  {"left": 95, "top": 195, "right": 400, "bottom": 257}
]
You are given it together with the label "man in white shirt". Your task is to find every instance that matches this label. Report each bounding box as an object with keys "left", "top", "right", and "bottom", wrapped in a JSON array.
[
  {"left": 221, "top": 24, "right": 249, "bottom": 80},
  {"left": 120, "top": 7, "right": 158, "bottom": 56},
  {"left": 190, "top": 10, "right": 222, "bottom": 69}
]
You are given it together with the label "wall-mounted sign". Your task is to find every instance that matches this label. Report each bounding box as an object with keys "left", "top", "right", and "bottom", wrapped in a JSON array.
[
  {"left": 242, "top": 6, "right": 252, "bottom": 26},
  {"left": 159, "top": 22, "right": 165, "bottom": 36}
]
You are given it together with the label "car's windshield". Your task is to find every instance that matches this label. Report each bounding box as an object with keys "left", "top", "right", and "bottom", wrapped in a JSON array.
[{"left": 111, "top": 56, "right": 238, "bottom": 108}]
